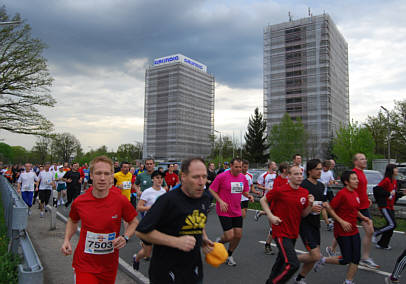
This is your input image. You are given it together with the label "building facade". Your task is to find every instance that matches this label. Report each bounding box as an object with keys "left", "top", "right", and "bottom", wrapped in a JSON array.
[
  {"left": 143, "top": 54, "right": 215, "bottom": 161},
  {"left": 264, "top": 14, "right": 349, "bottom": 158}
]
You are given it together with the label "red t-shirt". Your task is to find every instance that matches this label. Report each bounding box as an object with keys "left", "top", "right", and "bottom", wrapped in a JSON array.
[
  {"left": 273, "top": 175, "right": 289, "bottom": 190},
  {"left": 164, "top": 172, "right": 179, "bottom": 187},
  {"left": 69, "top": 187, "right": 137, "bottom": 274},
  {"left": 265, "top": 184, "right": 309, "bottom": 239},
  {"left": 330, "top": 187, "right": 360, "bottom": 238},
  {"left": 352, "top": 168, "right": 370, "bottom": 209},
  {"left": 378, "top": 177, "right": 397, "bottom": 210}
]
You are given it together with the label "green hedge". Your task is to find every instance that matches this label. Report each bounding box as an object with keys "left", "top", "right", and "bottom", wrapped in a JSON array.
[{"left": 0, "top": 198, "right": 19, "bottom": 284}]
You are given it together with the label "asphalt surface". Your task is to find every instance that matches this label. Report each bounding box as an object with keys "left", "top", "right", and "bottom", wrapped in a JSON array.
[{"left": 58, "top": 205, "right": 406, "bottom": 284}]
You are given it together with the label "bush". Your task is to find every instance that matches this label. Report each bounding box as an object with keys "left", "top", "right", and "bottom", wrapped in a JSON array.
[{"left": 0, "top": 198, "right": 19, "bottom": 284}]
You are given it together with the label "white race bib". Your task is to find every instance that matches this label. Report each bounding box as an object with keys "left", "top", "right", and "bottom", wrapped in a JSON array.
[
  {"left": 122, "top": 181, "right": 131, "bottom": 190},
  {"left": 84, "top": 231, "right": 115, "bottom": 255},
  {"left": 231, "top": 182, "right": 243, "bottom": 194}
]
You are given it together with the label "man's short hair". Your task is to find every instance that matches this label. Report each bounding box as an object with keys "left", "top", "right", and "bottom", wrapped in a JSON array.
[
  {"left": 120, "top": 161, "right": 129, "bottom": 168},
  {"left": 181, "top": 157, "right": 205, "bottom": 174},
  {"left": 145, "top": 158, "right": 154, "bottom": 164},
  {"left": 89, "top": 156, "right": 113, "bottom": 174},
  {"left": 322, "top": 160, "right": 331, "bottom": 168},
  {"left": 268, "top": 161, "right": 275, "bottom": 168},
  {"left": 230, "top": 158, "right": 242, "bottom": 165},
  {"left": 341, "top": 170, "right": 356, "bottom": 185},
  {"left": 151, "top": 170, "right": 164, "bottom": 179},
  {"left": 306, "top": 159, "right": 321, "bottom": 176},
  {"left": 352, "top": 153, "right": 364, "bottom": 162},
  {"left": 278, "top": 162, "right": 289, "bottom": 172},
  {"left": 242, "top": 160, "right": 249, "bottom": 165},
  {"left": 292, "top": 154, "right": 301, "bottom": 160},
  {"left": 288, "top": 165, "right": 301, "bottom": 174}
]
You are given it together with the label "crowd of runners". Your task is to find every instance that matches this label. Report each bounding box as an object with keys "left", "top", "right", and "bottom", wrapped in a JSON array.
[{"left": 1, "top": 153, "right": 405, "bottom": 284}]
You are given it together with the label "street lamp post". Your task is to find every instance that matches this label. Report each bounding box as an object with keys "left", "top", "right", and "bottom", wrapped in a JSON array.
[
  {"left": 380, "top": 106, "right": 391, "bottom": 164},
  {"left": 214, "top": 130, "right": 222, "bottom": 165}
]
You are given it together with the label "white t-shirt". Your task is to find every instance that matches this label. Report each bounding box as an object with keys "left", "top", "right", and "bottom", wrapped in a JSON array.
[
  {"left": 318, "top": 170, "right": 335, "bottom": 195},
  {"left": 257, "top": 171, "right": 277, "bottom": 192},
  {"left": 140, "top": 186, "right": 166, "bottom": 207},
  {"left": 38, "top": 171, "right": 54, "bottom": 190},
  {"left": 18, "top": 171, "right": 38, "bottom": 192},
  {"left": 241, "top": 172, "right": 253, "bottom": 201},
  {"left": 55, "top": 170, "right": 66, "bottom": 186}
]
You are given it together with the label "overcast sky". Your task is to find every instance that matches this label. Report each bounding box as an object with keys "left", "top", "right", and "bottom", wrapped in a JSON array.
[{"left": 2, "top": 0, "right": 406, "bottom": 152}]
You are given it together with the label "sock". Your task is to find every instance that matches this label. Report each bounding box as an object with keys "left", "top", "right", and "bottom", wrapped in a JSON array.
[
  {"left": 295, "top": 274, "right": 305, "bottom": 281},
  {"left": 228, "top": 250, "right": 233, "bottom": 257},
  {"left": 321, "top": 257, "right": 326, "bottom": 264},
  {"left": 345, "top": 280, "right": 353, "bottom": 284}
]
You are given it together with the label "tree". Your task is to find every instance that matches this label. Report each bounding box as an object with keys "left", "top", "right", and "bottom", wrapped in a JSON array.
[
  {"left": 332, "top": 121, "right": 376, "bottom": 168},
  {"left": 10, "top": 145, "right": 29, "bottom": 164},
  {"left": 31, "top": 136, "right": 51, "bottom": 164},
  {"left": 0, "top": 6, "right": 55, "bottom": 135},
  {"left": 116, "top": 143, "right": 142, "bottom": 162},
  {"left": 244, "top": 107, "right": 268, "bottom": 164},
  {"left": 51, "top": 133, "right": 81, "bottom": 162},
  {"left": 268, "top": 113, "right": 308, "bottom": 163},
  {"left": 0, "top": 142, "right": 13, "bottom": 163},
  {"left": 365, "top": 112, "right": 387, "bottom": 157}
]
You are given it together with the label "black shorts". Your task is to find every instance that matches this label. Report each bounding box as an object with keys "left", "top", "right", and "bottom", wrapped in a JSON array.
[
  {"left": 241, "top": 200, "right": 249, "bottom": 209},
  {"left": 299, "top": 223, "right": 320, "bottom": 251},
  {"left": 39, "top": 190, "right": 51, "bottom": 204},
  {"left": 336, "top": 234, "right": 361, "bottom": 265},
  {"left": 358, "top": 208, "right": 371, "bottom": 222},
  {"left": 324, "top": 190, "right": 334, "bottom": 202},
  {"left": 218, "top": 216, "right": 243, "bottom": 231}
]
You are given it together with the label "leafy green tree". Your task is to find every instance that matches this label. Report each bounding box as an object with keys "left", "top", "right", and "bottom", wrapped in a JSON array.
[
  {"left": 365, "top": 112, "right": 387, "bottom": 157},
  {"left": 10, "top": 145, "right": 29, "bottom": 164},
  {"left": 244, "top": 107, "right": 268, "bottom": 164},
  {"left": 0, "top": 6, "right": 55, "bottom": 135},
  {"left": 268, "top": 113, "right": 308, "bottom": 163},
  {"left": 50, "top": 133, "right": 81, "bottom": 162},
  {"left": 31, "top": 136, "right": 51, "bottom": 164},
  {"left": 116, "top": 143, "right": 142, "bottom": 162},
  {"left": 0, "top": 142, "right": 13, "bottom": 163},
  {"left": 332, "top": 121, "right": 376, "bottom": 168}
]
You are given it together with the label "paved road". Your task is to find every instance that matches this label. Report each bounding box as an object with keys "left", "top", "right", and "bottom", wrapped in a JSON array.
[{"left": 58, "top": 206, "right": 405, "bottom": 284}]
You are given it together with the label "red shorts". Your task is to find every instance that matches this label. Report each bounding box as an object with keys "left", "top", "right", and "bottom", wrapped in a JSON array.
[{"left": 74, "top": 270, "right": 117, "bottom": 284}]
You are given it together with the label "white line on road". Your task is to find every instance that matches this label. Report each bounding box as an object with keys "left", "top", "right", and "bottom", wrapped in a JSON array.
[{"left": 257, "top": 241, "right": 391, "bottom": 277}]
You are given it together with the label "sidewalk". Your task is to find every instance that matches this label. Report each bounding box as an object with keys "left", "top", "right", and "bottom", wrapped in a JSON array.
[{"left": 26, "top": 205, "right": 135, "bottom": 284}]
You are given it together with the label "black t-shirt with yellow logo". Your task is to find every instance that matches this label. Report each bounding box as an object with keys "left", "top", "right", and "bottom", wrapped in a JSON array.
[{"left": 136, "top": 187, "right": 210, "bottom": 284}]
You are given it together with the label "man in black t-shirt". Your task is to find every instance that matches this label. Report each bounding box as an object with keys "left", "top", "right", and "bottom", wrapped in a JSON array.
[
  {"left": 64, "top": 163, "right": 82, "bottom": 207},
  {"left": 295, "top": 159, "right": 326, "bottom": 283},
  {"left": 136, "top": 157, "right": 214, "bottom": 284}
]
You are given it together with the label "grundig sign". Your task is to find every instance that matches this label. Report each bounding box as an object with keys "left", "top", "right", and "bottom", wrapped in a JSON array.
[{"left": 153, "top": 54, "right": 207, "bottom": 72}]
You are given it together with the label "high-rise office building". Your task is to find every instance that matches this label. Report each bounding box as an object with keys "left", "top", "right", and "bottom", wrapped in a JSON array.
[
  {"left": 264, "top": 14, "right": 349, "bottom": 158},
  {"left": 143, "top": 54, "right": 215, "bottom": 161}
]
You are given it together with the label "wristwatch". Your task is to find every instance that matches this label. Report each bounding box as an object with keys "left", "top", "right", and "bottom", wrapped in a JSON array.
[{"left": 122, "top": 235, "right": 129, "bottom": 243}]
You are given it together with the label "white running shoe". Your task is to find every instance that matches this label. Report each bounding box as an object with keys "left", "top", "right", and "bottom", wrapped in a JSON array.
[
  {"left": 226, "top": 256, "right": 237, "bottom": 266},
  {"left": 376, "top": 244, "right": 392, "bottom": 250},
  {"left": 325, "top": 246, "right": 339, "bottom": 257},
  {"left": 61, "top": 199, "right": 65, "bottom": 205},
  {"left": 359, "top": 258, "right": 380, "bottom": 269},
  {"left": 313, "top": 258, "right": 325, "bottom": 272},
  {"left": 371, "top": 235, "right": 377, "bottom": 244},
  {"left": 254, "top": 210, "right": 261, "bottom": 221},
  {"left": 40, "top": 211, "right": 44, "bottom": 218},
  {"left": 295, "top": 279, "right": 307, "bottom": 284},
  {"left": 57, "top": 200, "right": 61, "bottom": 206}
]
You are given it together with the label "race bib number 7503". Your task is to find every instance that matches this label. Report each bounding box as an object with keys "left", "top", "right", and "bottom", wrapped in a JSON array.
[{"left": 84, "top": 231, "right": 115, "bottom": 254}]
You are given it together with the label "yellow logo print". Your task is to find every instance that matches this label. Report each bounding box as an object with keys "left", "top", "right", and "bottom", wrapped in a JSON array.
[{"left": 181, "top": 210, "right": 207, "bottom": 230}]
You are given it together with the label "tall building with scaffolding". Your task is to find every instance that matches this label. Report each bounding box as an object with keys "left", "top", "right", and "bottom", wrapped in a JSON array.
[
  {"left": 143, "top": 54, "right": 215, "bottom": 161},
  {"left": 264, "top": 14, "right": 349, "bottom": 158}
]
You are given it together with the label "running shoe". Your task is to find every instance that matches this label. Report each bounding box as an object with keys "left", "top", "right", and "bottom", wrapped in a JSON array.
[
  {"left": 57, "top": 200, "right": 61, "bottom": 206},
  {"left": 371, "top": 235, "right": 377, "bottom": 244},
  {"left": 40, "top": 211, "right": 44, "bottom": 218},
  {"left": 28, "top": 208, "right": 32, "bottom": 216},
  {"left": 375, "top": 244, "right": 392, "bottom": 250},
  {"left": 254, "top": 210, "right": 261, "bottom": 221},
  {"left": 226, "top": 256, "right": 237, "bottom": 266},
  {"left": 295, "top": 280, "right": 307, "bottom": 284},
  {"left": 325, "top": 246, "right": 339, "bottom": 257},
  {"left": 327, "top": 223, "right": 334, "bottom": 231},
  {"left": 264, "top": 244, "right": 274, "bottom": 255},
  {"left": 359, "top": 258, "right": 380, "bottom": 269},
  {"left": 132, "top": 254, "right": 139, "bottom": 270},
  {"left": 385, "top": 276, "right": 399, "bottom": 283},
  {"left": 313, "top": 258, "right": 325, "bottom": 272}
]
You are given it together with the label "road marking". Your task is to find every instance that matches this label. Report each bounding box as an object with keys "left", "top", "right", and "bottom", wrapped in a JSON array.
[
  {"left": 55, "top": 209, "right": 150, "bottom": 284},
  {"left": 247, "top": 209, "right": 405, "bottom": 234},
  {"left": 257, "top": 241, "right": 391, "bottom": 276}
]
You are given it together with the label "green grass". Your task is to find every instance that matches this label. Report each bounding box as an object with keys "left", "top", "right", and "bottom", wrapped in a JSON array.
[
  {"left": 0, "top": 197, "right": 20, "bottom": 284},
  {"left": 247, "top": 201, "right": 406, "bottom": 233}
]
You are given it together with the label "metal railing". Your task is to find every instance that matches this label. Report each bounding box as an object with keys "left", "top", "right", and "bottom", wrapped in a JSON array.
[{"left": 0, "top": 176, "right": 43, "bottom": 284}]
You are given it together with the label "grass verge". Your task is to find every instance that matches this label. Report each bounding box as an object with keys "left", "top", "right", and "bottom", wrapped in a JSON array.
[{"left": 0, "top": 197, "right": 20, "bottom": 284}]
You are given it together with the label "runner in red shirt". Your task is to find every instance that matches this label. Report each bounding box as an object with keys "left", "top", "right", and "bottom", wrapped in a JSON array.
[
  {"left": 61, "top": 156, "right": 138, "bottom": 284},
  {"left": 351, "top": 153, "right": 379, "bottom": 269},
  {"left": 164, "top": 163, "right": 180, "bottom": 191},
  {"left": 314, "top": 171, "right": 370, "bottom": 284},
  {"left": 373, "top": 164, "right": 398, "bottom": 249},
  {"left": 260, "top": 165, "right": 314, "bottom": 284}
]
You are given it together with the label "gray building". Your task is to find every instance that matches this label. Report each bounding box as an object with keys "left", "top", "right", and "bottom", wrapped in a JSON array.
[
  {"left": 264, "top": 14, "right": 349, "bottom": 158},
  {"left": 143, "top": 54, "right": 215, "bottom": 161}
]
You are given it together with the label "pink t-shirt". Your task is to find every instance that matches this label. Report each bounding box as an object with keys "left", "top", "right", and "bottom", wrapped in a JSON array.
[{"left": 210, "top": 171, "right": 249, "bottom": 217}]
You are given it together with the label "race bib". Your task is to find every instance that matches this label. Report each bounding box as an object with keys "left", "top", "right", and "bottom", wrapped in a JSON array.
[
  {"left": 231, "top": 182, "right": 243, "bottom": 194},
  {"left": 122, "top": 181, "right": 131, "bottom": 190},
  {"left": 46, "top": 179, "right": 52, "bottom": 185},
  {"left": 84, "top": 231, "right": 115, "bottom": 255}
]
